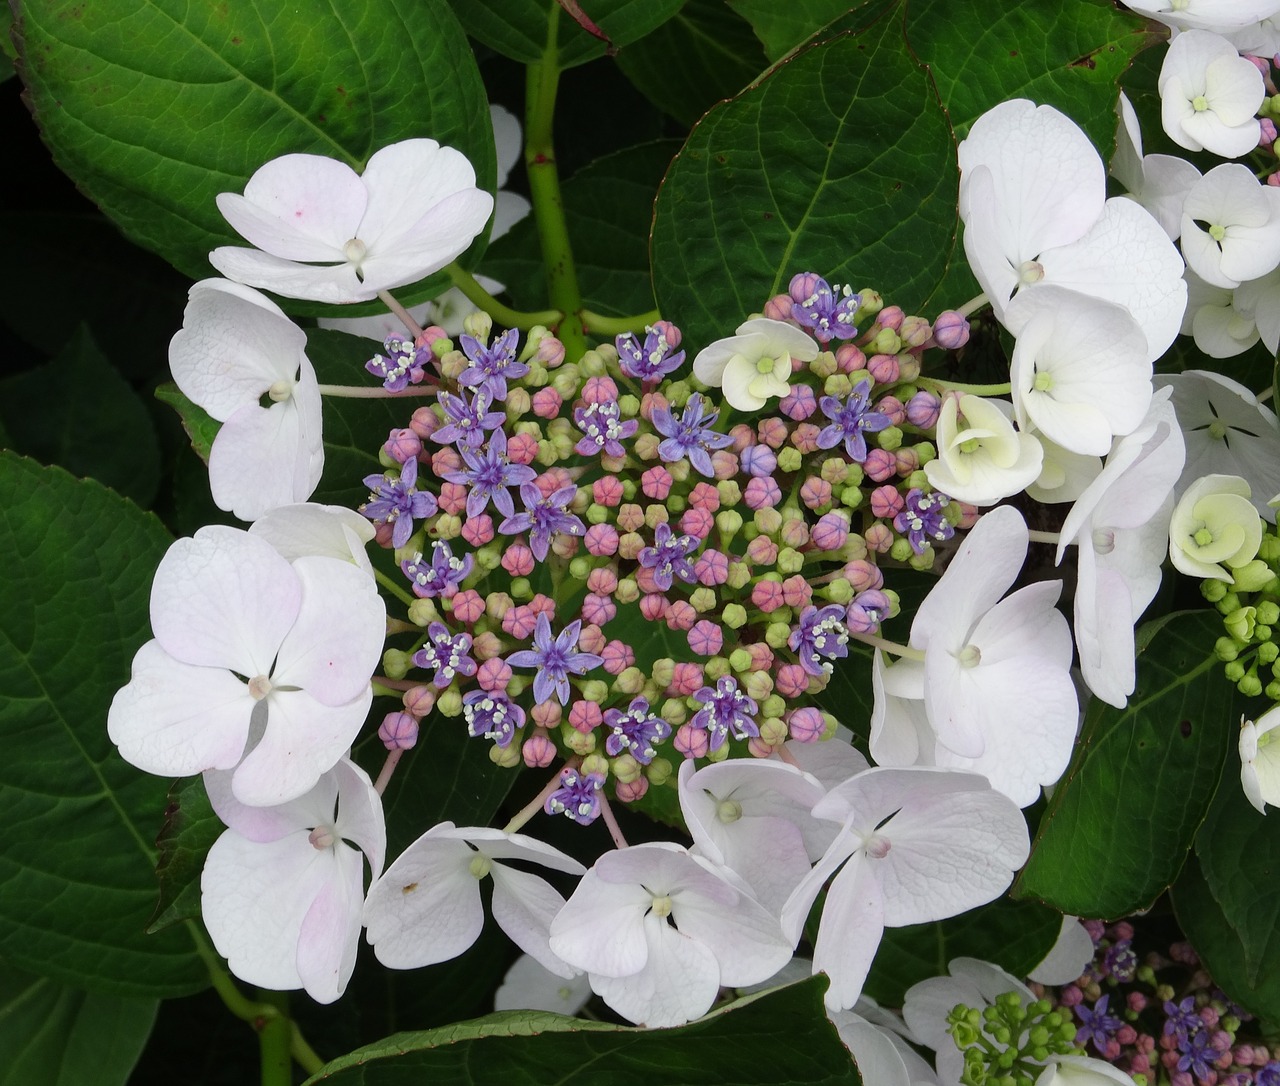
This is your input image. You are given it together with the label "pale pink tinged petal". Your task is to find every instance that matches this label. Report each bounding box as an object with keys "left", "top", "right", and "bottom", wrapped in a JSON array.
[
  {"left": 249, "top": 503, "right": 375, "bottom": 573},
  {"left": 200, "top": 828, "right": 330, "bottom": 991},
  {"left": 1037, "top": 198, "right": 1187, "bottom": 363},
  {"left": 489, "top": 864, "right": 576, "bottom": 978},
  {"left": 814, "top": 854, "right": 885, "bottom": 1011},
  {"left": 221, "top": 153, "right": 366, "bottom": 258},
  {"left": 592, "top": 840, "right": 730, "bottom": 900},
  {"left": 495, "top": 954, "right": 592, "bottom": 1014},
  {"left": 208, "top": 246, "right": 373, "bottom": 303},
  {"left": 203, "top": 764, "right": 338, "bottom": 843},
  {"left": 678, "top": 758, "right": 727, "bottom": 867},
  {"left": 781, "top": 737, "right": 870, "bottom": 791},
  {"left": 359, "top": 191, "right": 496, "bottom": 295},
  {"left": 780, "top": 826, "right": 859, "bottom": 945},
  {"left": 231, "top": 686, "right": 371, "bottom": 807},
  {"left": 331, "top": 758, "right": 385, "bottom": 879},
  {"left": 549, "top": 868, "right": 652, "bottom": 978},
  {"left": 295, "top": 844, "right": 364, "bottom": 1003},
  {"left": 169, "top": 280, "right": 306, "bottom": 420},
  {"left": 815, "top": 766, "right": 996, "bottom": 831},
  {"left": 592, "top": 913, "right": 723, "bottom": 1027},
  {"left": 273, "top": 556, "right": 384, "bottom": 703},
  {"left": 363, "top": 834, "right": 483, "bottom": 968},
  {"left": 108, "top": 641, "right": 253, "bottom": 777},
  {"left": 704, "top": 816, "right": 813, "bottom": 915},
  {"left": 359, "top": 141, "right": 474, "bottom": 246},
  {"left": 670, "top": 874, "right": 793, "bottom": 986},
  {"left": 208, "top": 401, "right": 312, "bottom": 522}
]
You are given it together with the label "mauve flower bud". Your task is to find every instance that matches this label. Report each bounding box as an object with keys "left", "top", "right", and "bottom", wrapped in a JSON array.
[
  {"left": 870, "top": 485, "right": 905, "bottom": 519},
  {"left": 582, "top": 375, "right": 620, "bottom": 404},
  {"left": 775, "top": 663, "right": 809, "bottom": 698},
  {"left": 532, "top": 701, "right": 562, "bottom": 727},
  {"left": 578, "top": 623, "right": 608, "bottom": 655},
  {"left": 522, "top": 730, "right": 557, "bottom": 768},
  {"left": 811, "top": 512, "right": 849, "bottom": 552},
  {"left": 476, "top": 657, "right": 513, "bottom": 693},
  {"left": 867, "top": 353, "right": 900, "bottom": 384},
  {"left": 538, "top": 335, "right": 566, "bottom": 368},
  {"left": 531, "top": 387, "right": 562, "bottom": 419},
  {"left": 787, "top": 707, "right": 825, "bottom": 743},
  {"left": 402, "top": 685, "right": 437, "bottom": 717},
  {"left": 383, "top": 427, "right": 422, "bottom": 464},
  {"left": 906, "top": 390, "right": 941, "bottom": 428},
  {"left": 875, "top": 305, "right": 904, "bottom": 331},
  {"left": 865, "top": 523, "right": 894, "bottom": 553},
  {"left": 666, "top": 600, "right": 697, "bottom": 631},
  {"left": 899, "top": 314, "right": 932, "bottom": 348},
  {"left": 863, "top": 447, "right": 897, "bottom": 482},
  {"left": 789, "top": 272, "right": 823, "bottom": 303},
  {"left": 931, "top": 310, "right": 970, "bottom": 349},
  {"left": 761, "top": 294, "right": 791, "bottom": 322},
  {"left": 835, "top": 343, "right": 866, "bottom": 373},
  {"left": 568, "top": 700, "right": 603, "bottom": 734},
  {"left": 673, "top": 723, "right": 710, "bottom": 759},
  {"left": 409, "top": 404, "right": 441, "bottom": 441},
  {"left": 688, "top": 619, "right": 723, "bottom": 657},
  {"left": 416, "top": 324, "right": 449, "bottom": 350},
  {"left": 615, "top": 776, "right": 649, "bottom": 803},
  {"left": 877, "top": 395, "right": 906, "bottom": 426},
  {"left": 379, "top": 711, "right": 419, "bottom": 751}
]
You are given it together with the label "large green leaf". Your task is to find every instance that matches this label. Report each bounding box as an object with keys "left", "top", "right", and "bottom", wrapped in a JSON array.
[
  {"left": 650, "top": 6, "right": 958, "bottom": 351},
  {"left": 15, "top": 0, "right": 493, "bottom": 291},
  {"left": 146, "top": 776, "right": 222, "bottom": 934},
  {"left": 1015, "top": 611, "right": 1241, "bottom": 918},
  {"left": 0, "top": 452, "right": 205, "bottom": 995},
  {"left": 0, "top": 968, "right": 157, "bottom": 1086},
  {"left": 304, "top": 977, "right": 861, "bottom": 1085},
  {"left": 445, "top": 0, "right": 685, "bottom": 68},
  {"left": 726, "top": 0, "right": 853, "bottom": 61}
]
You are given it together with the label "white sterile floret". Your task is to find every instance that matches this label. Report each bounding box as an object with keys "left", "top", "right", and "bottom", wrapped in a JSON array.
[
  {"left": 1180, "top": 164, "right": 1280, "bottom": 289},
  {"left": 1056, "top": 390, "right": 1187, "bottom": 708},
  {"left": 922, "top": 394, "right": 1042, "bottom": 507},
  {"left": 1006, "top": 285, "right": 1152, "bottom": 456},
  {"left": 548, "top": 842, "right": 794, "bottom": 1027},
  {"left": 780, "top": 767, "right": 1029, "bottom": 1012},
  {"left": 1240, "top": 706, "right": 1280, "bottom": 813},
  {"left": 1159, "top": 30, "right": 1265, "bottom": 158},
  {"left": 1236, "top": 266, "right": 1280, "bottom": 355},
  {"left": 1025, "top": 432, "right": 1104, "bottom": 506},
  {"left": 1225, "top": 14, "right": 1280, "bottom": 54},
  {"left": 494, "top": 953, "right": 593, "bottom": 1014},
  {"left": 1028, "top": 916, "right": 1095, "bottom": 986},
  {"left": 210, "top": 138, "right": 494, "bottom": 304},
  {"left": 1181, "top": 267, "right": 1261, "bottom": 358},
  {"left": 1169, "top": 473, "right": 1263, "bottom": 580},
  {"left": 169, "top": 279, "right": 323, "bottom": 522},
  {"left": 363, "top": 823, "right": 585, "bottom": 977},
  {"left": 248, "top": 502, "right": 376, "bottom": 577},
  {"left": 199, "top": 757, "right": 384, "bottom": 1003},
  {"left": 692, "top": 317, "right": 819, "bottom": 412},
  {"left": 1112, "top": 92, "right": 1202, "bottom": 241},
  {"left": 1121, "top": 0, "right": 1280, "bottom": 34},
  {"left": 828, "top": 1001, "right": 942, "bottom": 1086}
]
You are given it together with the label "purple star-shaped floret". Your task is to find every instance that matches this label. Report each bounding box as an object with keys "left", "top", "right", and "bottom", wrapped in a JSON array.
[
  {"left": 893, "top": 488, "right": 955, "bottom": 555},
  {"left": 360, "top": 457, "right": 438, "bottom": 548},
  {"left": 1257, "top": 1062, "right": 1280, "bottom": 1086},
  {"left": 845, "top": 589, "right": 891, "bottom": 636},
  {"left": 457, "top": 328, "right": 527, "bottom": 401},
  {"left": 506, "top": 614, "right": 603, "bottom": 706},
  {"left": 1075, "top": 995, "right": 1123, "bottom": 1056},
  {"left": 441, "top": 428, "right": 537, "bottom": 520},
  {"left": 649, "top": 392, "right": 734, "bottom": 477},
  {"left": 432, "top": 389, "right": 506, "bottom": 449},
  {"left": 401, "top": 540, "right": 474, "bottom": 598},
  {"left": 615, "top": 322, "right": 685, "bottom": 382},
  {"left": 789, "top": 273, "right": 861, "bottom": 345},
  {"left": 574, "top": 400, "right": 638, "bottom": 458},
  {"left": 1163, "top": 997, "right": 1202, "bottom": 1041},
  {"left": 603, "top": 697, "right": 672, "bottom": 764},
  {"left": 544, "top": 767, "right": 605, "bottom": 825},
  {"left": 788, "top": 603, "right": 850, "bottom": 677},
  {"left": 1176, "top": 1028, "right": 1217, "bottom": 1081},
  {"left": 365, "top": 331, "right": 431, "bottom": 392},
  {"left": 816, "top": 380, "right": 892, "bottom": 462},
  {"left": 637, "top": 522, "right": 700, "bottom": 592},
  {"left": 463, "top": 689, "right": 526, "bottom": 748},
  {"left": 689, "top": 676, "right": 759, "bottom": 752},
  {"left": 412, "top": 622, "right": 477, "bottom": 688},
  {"left": 498, "top": 483, "right": 585, "bottom": 561}
]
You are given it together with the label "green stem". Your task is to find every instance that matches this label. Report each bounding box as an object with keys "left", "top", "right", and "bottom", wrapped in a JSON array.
[
  {"left": 954, "top": 291, "right": 990, "bottom": 319},
  {"left": 317, "top": 384, "right": 438, "bottom": 399},
  {"left": 581, "top": 308, "right": 661, "bottom": 337},
  {"left": 916, "top": 376, "right": 1012, "bottom": 398},
  {"left": 526, "top": 4, "right": 588, "bottom": 360},
  {"left": 290, "top": 1025, "right": 326, "bottom": 1076},
  {"left": 375, "top": 566, "right": 416, "bottom": 606},
  {"left": 444, "top": 262, "right": 563, "bottom": 330},
  {"left": 257, "top": 990, "right": 293, "bottom": 1086}
]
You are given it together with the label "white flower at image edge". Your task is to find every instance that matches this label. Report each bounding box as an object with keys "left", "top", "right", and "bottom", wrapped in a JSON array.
[
  {"left": 1240, "top": 706, "right": 1280, "bottom": 813},
  {"left": 169, "top": 279, "right": 324, "bottom": 522},
  {"left": 1158, "top": 30, "right": 1264, "bottom": 158},
  {"left": 692, "top": 317, "right": 819, "bottom": 412},
  {"left": 210, "top": 138, "right": 494, "bottom": 303},
  {"left": 200, "top": 757, "right": 385, "bottom": 1003}
]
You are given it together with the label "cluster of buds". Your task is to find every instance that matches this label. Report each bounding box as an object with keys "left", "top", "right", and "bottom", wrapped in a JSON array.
[{"left": 1204, "top": 520, "right": 1280, "bottom": 700}]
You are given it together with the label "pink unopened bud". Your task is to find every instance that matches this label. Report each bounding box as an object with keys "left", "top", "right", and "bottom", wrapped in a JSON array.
[
  {"left": 867, "top": 353, "right": 900, "bottom": 384},
  {"left": 383, "top": 427, "right": 422, "bottom": 463},
  {"left": 906, "top": 390, "right": 941, "bottom": 428},
  {"left": 687, "top": 619, "right": 723, "bottom": 657},
  {"left": 744, "top": 476, "right": 783, "bottom": 510},
  {"left": 451, "top": 589, "right": 486, "bottom": 624},
  {"left": 894, "top": 448, "right": 920, "bottom": 476},
  {"left": 811, "top": 512, "right": 849, "bottom": 552},
  {"left": 844, "top": 558, "right": 883, "bottom": 592},
  {"left": 502, "top": 604, "right": 538, "bottom": 639},
  {"left": 601, "top": 639, "right": 635, "bottom": 674},
  {"left": 472, "top": 632, "right": 503, "bottom": 660},
  {"left": 584, "top": 523, "right": 620, "bottom": 557},
  {"left": 787, "top": 707, "right": 825, "bottom": 743},
  {"left": 763, "top": 293, "right": 793, "bottom": 322},
  {"left": 863, "top": 447, "right": 897, "bottom": 482},
  {"left": 568, "top": 700, "right": 603, "bottom": 734},
  {"left": 746, "top": 643, "right": 774, "bottom": 671},
  {"left": 379, "top": 711, "right": 419, "bottom": 751},
  {"left": 538, "top": 334, "right": 565, "bottom": 367},
  {"left": 531, "top": 387, "right": 563, "bottom": 418},
  {"left": 531, "top": 701, "right": 561, "bottom": 727},
  {"left": 673, "top": 723, "right": 709, "bottom": 759},
  {"left": 586, "top": 567, "right": 618, "bottom": 595},
  {"left": 410, "top": 405, "right": 442, "bottom": 440},
  {"left": 502, "top": 543, "right": 535, "bottom": 577},
  {"left": 617, "top": 503, "right": 645, "bottom": 532},
  {"left": 666, "top": 600, "right": 698, "bottom": 631},
  {"left": 789, "top": 272, "right": 823, "bottom": 304},
  {"left": 680, "top": 506, "right": 714, "bottom": 539},
  {"left": 668, "top": 661, "right": 705, "bottom": 697},
  {"left": 373, "top": 522, "right": 395, "bottom": 548},
  {"left": 865, "top": 523, "right": 894, "bottom": 553},
  {"left": 592, "top": 475, "right": 624, "bottom": 506},
  {"left": 711, "top": 449, "right": 740, "bottom": 479},
  {"left": 779, "top": 384, "right": 818, "bottom": 421},
  {"left": 780, "top": 517, "right": 810, "bottom": 548},
  {"left": 799, "top": 476, "right": 833, "bottom": 511},
  {"left": 437, "top": 481, "right": 468, "bottom": 516},
  {"left": 476, "top": 657, "right": 513, "bottom": 692},
  {"left": 402, "top": 685, "right": 437, "bottom": 717},
  {"left": 578, "top": 623, "right": 607, "bottom": 655},
  {"left": 835, "top": 343, "right": 866, "bottom": 372},
  {"left": 870, "top": 485, "right": 906, "bottom": 519},
  {"left": 582, "top": 375, "right": 620, "bottom": 404},
  {"left": 875, "top": 305, "right": 904, "bottom": 331},
  {"left": 781, "top": 574, "right": 812, "bottom": 609},
  {"left": 747, "top": 736, "right": 775, "bottom": 759},
  {"left": 729, "top": 423, "right": 755, "bottom": 453},
  {"left": 689, "top": 482, "right": 721, "bottom": 512},
  {"left": 640, "top": 593, "right": 669, "bottom": 622},
  {"left": 775, "top": 664, "right": 809, "bottom": 699},
  {"left": 791, "top": 422, "right": 822, "bottom": 454},
  {"left": 461, "top": 515, "right": 495, "bottom": 547},
  {"left": 415, "top": 324, "right": 449, "bottom": 350},
  {"left": 694, "top": 549, "right": 730, "bottom": 586},
  {"left": 507, "top": 431, "right": 539, "bottom": 465},
  {"left": 876, "top": 395, "right": 906, "bottom": 426},
  {"left": 522, "top": 730, "right": 557, "bottom": 768},
  {"left": 752, "top": 579, "right": 786, "bottom": 613},
  {"left": 757, "top": 416, "right": 788, "bottom": 448},
  {"left": 641, "top": 465, "right": 674, "bottom": 500},
  {"left": 931, "top": 310, "right": 970, "bottom": 349},
  {"left": 581, "top": 592, "right": 617, "bottom": 626},
  {"left": 746, "top": 535, "right": 779, "bottom": 566}
]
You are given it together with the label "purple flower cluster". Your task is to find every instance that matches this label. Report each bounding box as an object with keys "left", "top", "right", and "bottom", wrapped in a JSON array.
[{"left": 366, "top": 331, "right": 432, "bottom": 392}]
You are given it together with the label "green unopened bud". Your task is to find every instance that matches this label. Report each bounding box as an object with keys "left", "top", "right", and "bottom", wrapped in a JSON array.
[
  {"left": 1202, "top": 577, "right": 1230, "bottom": 603},
  {"left": 1225, "top": 605, "right": 1258, "bottom": 641},
  {"left": 666, "top": 380, "right": 692, "bottom": 404},
  {"left": 821, "top": 457, "right": 851, "bottom": 486},
  {"left": 613, "top": 667, "right": 645, "bottom": 695},
  {"left": 510, "top": 577, "right": 532, "bottom": 600},
  {"left": 871, "top": 327, "right": 900, "bottom": 354},
  {"left": 1259, "top": 532, "right": 1280, "bottom": 562},
  {"left": 561, "top": 724, "right": 597, "bottom": 755},
  {"left": 809, "top": 351, "right": 838, "bottom": 379},
  {"left": 436, "top": 513, "right": 462, "bottom": 540},
  {"left": 716, "top": 509, "right": 744, "bottom": 541},
  {"left": 647, "top": 757, "right": 673, "bottom": 786},
  {"left": 462, "top": 311, "right": 493, "bottom": 341},
  {"left": 761, "top": 694, "right": 786, "bottom": 719},
  {"left": 1260, "top": 641, "right": 1279, "bottom": 664},
  {"left": 490, "top": 742, "right": 522, "bottom": 768},
  {"left": 382, "top": 648, "right": 411, "bottom": 680},
  {"left": 760, "top": 717, "right": 788, "bottom": 746},
  {"left": 877, "top": 425, "right": 904, "bottom": 451},
  {"left": 1259, "top": 601, "right": 1280, "bottom": 626},
  {"left": 615, "top": 577, "right": 640, "bottom": 604},
  {"left": 581, "top": 680, "right": 609, "bottom": 703},
  {"left": 1225, "top": 659, "right": 1247, "bottom": 682},
  {"left": 1217, "top": 636, "right": 1242, "bottom": 661},
  {"left": 618, "top": 394, "right": 640, "bottom": 418},
  {"left": 823, "top": 373, "right": 854, "bottom": 398},
  {"left": 407, "top": 597, "right": 440, "bottom": 626},
  {"left": 726, "top": 561, "right": 752, "bottom": 590},
  {"left": 777, "top": 447, "right": 803, "bottom": 473},
  {"left": 743, "top": 671, "right": 773, "bottom": 701},
  {"left": 890, "top": 538, "right": 915, "bottom": 563},
  {"left": 717, "top": 480, "right": 742, "bottom": 507},
  {"left": 579, "top": 349, "right": 607, "bottom": 377},
  {"left": 651, "top": 658, "right": 675, "bottom": 688},
  {"left": 474, "top": 542, "right": 502, "bottom": 571},
  {"left": 505, "top": 387, "right": 531, "bottom": 419},
  {"left": 611, "top": 752, "right": 642, "bottom": 784},
  {"left": 581, "top": 754, "right": 610, "bottom": 780},
  {"left": 840, "top": 485, "right": 865, "bottom": 510},
  {"left": 1233, "top": 559, "right": 1277, "bottom": 593},
  {"left": 525, "top": 362, "right": 550, "bottom": 387},
  {"left": 661, "top": 697, "right": 687, "bottom": 725},
  {"left": 587, "top": 503, "right": 610, "bottom": 525},
  {"left": 729, "top": 647, "right": 753, "bottom": 672},
  {"left": 689, "top": 586, "right": 716, "bottom": 613},
  {"left": 1217, "top": 591, "right": 1242, "bottom": 615},
  {"left": 765, "top": 621, "right": 792, "bottom": 649},
  {"left": 1240, "top": 672, "right": 1264, "bottom": 696},
  {"left": 703, "top": 655, "right": 731, "bottom": 681},
  {"left": 722, "top": 603, "right": 748, "bottom": 629},
  {"left": 754, "top": 506, "right": 783, "bottom": 535},
  {"left": 908, "top": 547, "right": 936, "bottom": 572},
  {"left": 822, "top": 577, "right": 854, "bottom": 604},
  {"left": 777, "top": 547, "right": 804, "bottom": 574},
  {"left": 437, "top": 688, "right": 463, "bottom": 717}
]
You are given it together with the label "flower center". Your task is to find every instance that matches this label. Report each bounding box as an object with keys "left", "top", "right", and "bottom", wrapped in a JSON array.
[
  {"left": 1092, "top": 527, "right": 1116, "bottom": 555},
  {"left": 957, "top": 644, "right": 982, "bottom": 668},
  {"left": 343, "top": 237, "right": 368, "bottom": 265},
  {"left": 864, "top": 833, "right": 892, "bottom": 859},
  {"left": 1016, "top": 259, "right": 1044, "bottom": 286},
  {"left": 755, "top": 355, "right": 777, "bottom": 375},
  {"left": 1192, "top": 95, "right": 1209, "bottom": 113},
  {"left": 650, "top": 893, "right": 674, "bottom": 919},
  {"left": 267, "top": 378, "right": 294, "bottom": 403},
  {"left": 1033, "top": 371, "right": 1053, "bottom": 393},
  {"left": 1209, "top": 223, "right": 1227, "bottom": 242},
  {"left": 308, "top": 825, "right": 336, "bottom": 850},
  {"left": 716, "top": 798, "right": 743, "bottom": 824},
  {"left": 469, "top": 854, "right": 492, "bottom": 880},
  {"left": 247, "top": 674, "right": 273, "bottom": 700}
]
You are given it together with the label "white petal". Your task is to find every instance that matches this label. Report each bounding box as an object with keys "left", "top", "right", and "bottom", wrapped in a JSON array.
[
  {"left": 549, "top": 867, "right": 652, "bottom": 978},
  {"left": 813, "top": 853, "right": 885, "bottom": 1011},
  {"left": 494, "top": 954, "right": 592, "bottom": 1014},
  {"left": 295, "top": 842, "right": 365, "bottom": 1002},
  {"left": 1028, "top": 916, "right": 1095, "bottom": 985},
  {"left": 359, "top": 140, "right": 482, "bottom": 250},
  {"left": 208, "top": 246, "right": 371, "bottom": 303},
  {"left": 249, "top": 503, "right": 376, "bottom": 577},
  {"left": 490, "top": 863, "right": 576, "bottom": 978},
  {"left": 207, "top": 399, "right": 316, "bottom": 522}
]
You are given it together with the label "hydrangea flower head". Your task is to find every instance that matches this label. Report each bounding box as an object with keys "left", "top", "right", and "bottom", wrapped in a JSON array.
[{"left": 692, "top": 317, "right": 819, "bottom": 412}]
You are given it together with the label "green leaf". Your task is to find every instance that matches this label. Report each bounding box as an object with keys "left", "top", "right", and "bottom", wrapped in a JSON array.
[
  {"left": 445, "top": 0, "right": 685, "bottom": 68},
  {"left": 0, "top": 326, "right": 162, "bottom": 506},
  {"left": 1172, "top": 850, "right": 1280, "bottom": 1027},
  {"left": 147, "top": 776, "right": 222, "bottom": 934},
  {"left": 0, "top": 452, "right": 205, "bottom": 995},
  {"left": 615, "top": 0, "right": 768, "bottom": 127},
  {"left": 485, "top": 140, "right": 679, "bottom": 319},
  {"left": 862, "top": 898, "right": 1064, "bottom": 1008},
  {"left": 1015, "top": 611, "right": 1241, "bottom": 918},
  {"left": 0, "top": 967, "right": 157, "bottom": 1086},
  {"left": 304, "top": 977, "right": 861, "bottom": 1085},
  {"left": 650, "top": 8, "right": 958, "bottom": 351},
  {"left": 726, "top": 0, "right": 854, "bottom": 61},
  {"left": 154, "top": 384, "right": 218, "bottom": 465},
  {"left": 16, "top": 0, "right": 494, "bottom": 288}
]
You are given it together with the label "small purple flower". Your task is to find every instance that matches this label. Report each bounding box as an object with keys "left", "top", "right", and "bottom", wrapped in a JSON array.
[
  {"left": 463, "top": 689, "right": 526, "bottom": 748},
  {"left": 432, "top": 389, "right": 506, "bottom": 449},
  {"left": 1257, "top": 1062, "right": 1280, "bottom": 1086},
  {"left": 366, "top": 331, "right": 432, "bottom": 392},
  {"left": 1163, "top": 996, "right": 1202, "bottom": 1041},
  {"left": 458, "top": 328, "right": 527, "bottom": 401},
  {"left": 412, "top": 622, "right": 477, "bottom": 688},
  {"left": 1176, "top": 1027, "right": 1217, "bottom": 1081},
  {"left": 544, "top": 766, "right": 605, "bottom": 824},
  {"left": 893, "top": 488, "right": 955, "bottom": 555},
  {"left": 616, "top": 321, "right": 685, "bottom": 382},
  {"left": 441, "top": 428, "right": 537, "bottom": 520},
  {"left": 637, "top": 522, "right": 700, "bottom": 591},
  {"left": 1103, "top": 938, "right": 1138, "bottom": 982},
  {"left": 506, "top": 614, "right": 604, "bottom": 706},
  {"left": 1075, "top": 995, "right": 1123, "bottom": 1056},
  {"left": 498, "top": 483, "right": 586, "bottom": 561},
  {"left": 401, "top": 540, "right": 474, "bottom": 598},
  {"left": 816, "top": 380, "right": 892, "bottom": 462},
  {"left": 650, "top": 393, "right": 734, "bottom": 477},
  {"left": 788, "top": 604, "right": 850, "bottom": 677},
  {"left": 788, "top": 273, "right": 861, "bottom": 345},
  {"left": 603, "top": 697, "right": 672, "bottom": 764},
  {"left": 845, "top": 589, "right": 891, "bottom": 636},
  {"left": 574, "top": 400, "right": 638, "bottom": 458},
  {"left": 360, "top": 457, "right": 438, "bottom": 548},
  {"left": 689, "top": 676, "right": 759, "bottom": 752}
]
